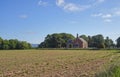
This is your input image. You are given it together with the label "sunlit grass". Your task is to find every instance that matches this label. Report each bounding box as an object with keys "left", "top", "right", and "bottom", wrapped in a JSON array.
[{"left": 0, "top": 50, "right": 119, "bottom": 77}]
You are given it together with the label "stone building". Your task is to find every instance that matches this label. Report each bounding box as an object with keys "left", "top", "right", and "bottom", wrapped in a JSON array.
[{"left": 67, "top": 34, "right": 88, "bottom": 48}]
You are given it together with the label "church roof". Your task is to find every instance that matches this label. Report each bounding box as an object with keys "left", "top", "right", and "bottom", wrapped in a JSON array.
[{"left": 77, "top": 37, "right": 87, "bottom": 44}]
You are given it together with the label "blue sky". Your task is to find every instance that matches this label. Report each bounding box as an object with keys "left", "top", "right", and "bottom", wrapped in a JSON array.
[{"left": 0, "top": 0, "right": 120, "bottom": 44}]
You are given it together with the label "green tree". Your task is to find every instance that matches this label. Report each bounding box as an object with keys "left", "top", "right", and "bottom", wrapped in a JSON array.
[
  {"left": 39, "top": 42, "right": 46, "bottom": 48},
  {"left": 39, "top": 33, "right": 75, "bottom": 48},
  {"left": 105, "top": 37, "right": 114, "bottom": 48},
  {"left": 28, "top": 43, "right": 32, "bottom": 49},
  {"left": 17, "top": 41, "right": 31, "bottom": 49},
  {"left": 116, "top": 37, "right": 120, "bottom": 48},
  {"left": 88, "top": 36, "right": 92, "bottom": 47},
  {"left": 0, "top": 37, "right": 3, "bottom": 49},
  {"left": 0, "top": 37, "right": 31, "bottom": 50},
  {"left": 9, "top": 39, "right": 17, "bottom": 49},
  {"left": 91, "top": 34, "right": 105, "bottom": 48},
  {"left": 1, "top": 40, "right": 9, "bottom": 49}
]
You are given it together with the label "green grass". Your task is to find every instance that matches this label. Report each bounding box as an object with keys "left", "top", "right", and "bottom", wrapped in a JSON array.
[
  {"left": 95, "top": 53, "right": 120, "bottom": 77},
  {"left": 0, "top": 50, "right": 119, "bottom": 77},
  {"left": 95, "top": 64, "right": 120, "bottom": 77}
]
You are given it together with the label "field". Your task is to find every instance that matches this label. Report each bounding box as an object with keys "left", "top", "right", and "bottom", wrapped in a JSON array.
[{"left": 0, "top": 50, "right": 120, "bottom": 77}]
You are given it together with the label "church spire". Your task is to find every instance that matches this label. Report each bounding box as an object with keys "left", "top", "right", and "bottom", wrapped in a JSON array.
[{"left": 77, "top": 33, "right": 79, "bottom": 38}]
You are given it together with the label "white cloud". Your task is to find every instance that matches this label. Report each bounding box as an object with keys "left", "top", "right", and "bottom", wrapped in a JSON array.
[
  {"left": 97, "top": 0, "right": 105, "bottom": 3},
  {"left": 102, "top": 14, "right": 112, "bottom": 18},
  {"left": 92, "top": 13, "right": 113, "bottom": 22},
  {"left": 92, "top": 8, "right": 120, "bottom": 22},
  {"left": 92, "top": 13, "right": 103, "bottom": 17},
  {"left": 115, "top": 11, "right": 120, "bottom": 16},
  {"left": 91, "top": 0, "right": 106, "bottom": 6},
  {"left": 56, "top": 0, "right": 65, "bottom": 6},
  {"left": 63, "top": 3, "right": 81, "bottom": 12},
  {"left": 102, "top": 14, "right": 112, "bottom": 22},
  {"left": 56, "top": 0, "right": 106, "bottom": 12},
  {"left": 19, "top": 15, "right": 28, "bottom": 19},
  {"left": 38, "top": 0, "right": 48, "bottom": 6},
  {"left": 56, "top": 0, "right": 90, "bottom": 12},
  {"left": 104, "top": 19, "right": 112, "bottom": 22},
  {"left": 91, "top": 0, "right": 105, "bottom": 4},
  {"left": 113, "top": 8, "right": 120, "bottom": 16},
  {"left": 92, "top": 13, "right": 112, "bottom": 18}
]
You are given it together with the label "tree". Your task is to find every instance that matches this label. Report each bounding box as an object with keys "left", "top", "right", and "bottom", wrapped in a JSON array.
[
  {"left": 16, "top": 41, "right": 31, "bottom": 49},
  {"left": 88, "top": 36, "right": 93, "bottom": 47},
  {"left": 39, "top": 33, "right": 75, "bottom": 48},
  {"left": 105, "top": 37, "right": 114, "bottom": 48},
  {"left": 9, "top": 39, "right": 17, "bottom": 49},
  {"left": 0, "top": 37, "right": 3, "bottom": 49},
  {"left": 91, "top": 34, "right": 105, "bottom": 48},
  {"left": 1, "top": 40, "right": 9, "bottom": 49},
  {"left": 0, "top": 37, "right": 31, "bottom": 50},
  {"left": 116, "top": 37, "right": 120, "bottom": 48},
  {"left": 39, "top": 42, "right": 46, "bottom": 48}
]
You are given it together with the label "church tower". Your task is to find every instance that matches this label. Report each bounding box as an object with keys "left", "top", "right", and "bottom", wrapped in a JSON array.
[{"left": 77, "top": 33, "right": 79, "bottom": 38}]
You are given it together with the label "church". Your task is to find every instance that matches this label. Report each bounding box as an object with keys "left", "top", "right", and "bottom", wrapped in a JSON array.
[{"left": 67, "top": 34, "right": 88, "bottom": 48}]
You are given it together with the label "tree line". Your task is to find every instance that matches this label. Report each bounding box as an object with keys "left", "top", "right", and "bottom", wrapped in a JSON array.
[
  {"left": 39, "top": 33, "right": 120, "bottom": 48},
  {"left": 1, "top": 33, "right": 120, "bottom": 49},
  {"left": 0, "top": 37, "right": 31, "bottom": 50}
]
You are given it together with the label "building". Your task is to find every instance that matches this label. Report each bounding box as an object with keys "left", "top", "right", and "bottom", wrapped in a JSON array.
[{"left": 67, "top": 34, "right": 88, "bottom": 48}]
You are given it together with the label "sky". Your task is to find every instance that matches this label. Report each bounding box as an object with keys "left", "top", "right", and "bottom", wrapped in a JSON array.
[{"left": 0, "top": 0, "right": 120, "bottom": 44}]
